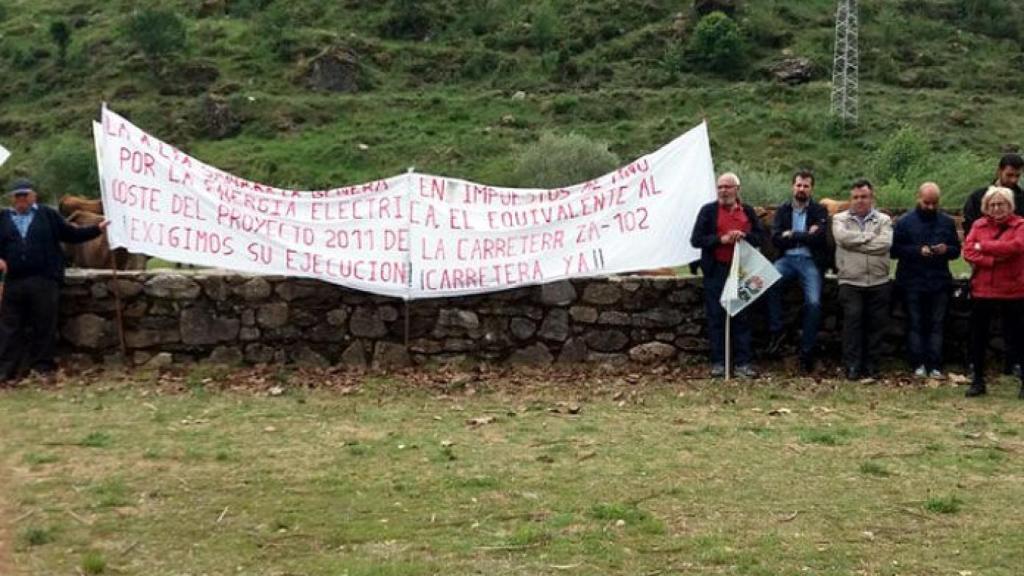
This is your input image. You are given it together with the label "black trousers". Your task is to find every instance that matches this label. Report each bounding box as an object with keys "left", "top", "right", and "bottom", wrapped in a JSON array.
[
  {"left": 969, "top": 297, "right": 1024, "bottom": 385},
  {"left": 702, "top": 262, "right": 753, "bottom": 366},
  {"left": 0, "top": 276, "right": 61, "bottom": 379},
  {"left": 838, "top": 282, "right": 890, "bottom": 372}
]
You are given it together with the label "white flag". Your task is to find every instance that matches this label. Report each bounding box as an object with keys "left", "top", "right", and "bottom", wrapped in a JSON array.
[
  {"left": 0, "top": 144, "right": 9, "bottom": 168},
  {"left": 720, "top": 239, "right": 781, "bottom": 317}
]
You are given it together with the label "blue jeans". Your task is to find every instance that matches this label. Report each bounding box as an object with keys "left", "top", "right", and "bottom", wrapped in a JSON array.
[
  {"left": 767, "top": 254, "right": 822, "bottom": 357},
  {"left": 703, "top": 262, "right": 753, "bottom": 366},
  {"left": 903, "top": 289, "right": 949, "bottom": 371}
]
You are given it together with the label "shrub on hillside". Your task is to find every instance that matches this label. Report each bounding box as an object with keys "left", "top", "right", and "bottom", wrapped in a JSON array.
[
  {"left": 875, "top": 151, "right": 990, "bottom": 210},
  {"left": 459, "top": 49, "right": 496, "bottom": 80},
  {"left": 688, "top": 11, "right": 746, "bottom": 75},
  {"left": 694, "top": 0, "right": 738, "bottom": 18},
  {"left": 125, "top": 8, "right": 188, "bottom": 66},
  {"left": 871, "top": 127, "right": 930, "bottom": 185},
  {"left": 38, "top": 139, "right": 100, "bottom": 202},
  {"left": 529, "top": 2, "right": 562, "bottom": 51},
  {"left": 378, "top": 0, "right": 439, "bottom": 41},
  {"left": 509, "top": 133, "right": 620, "bottom": 189},
  {"left": 457, "top": 0, "right": 509, "bottom": 37},
  {"left": 742, "top": 7, "right": 791, "bottom": 49},
  {"left": 956, "top": 0, "right": 1022, "bottom": 41},
  {"left": 716, "top": 162, "right": 790, "bottom": 207},
  {"left": 550, "top": 94, "right": 580, "bottom": 115},
  {"left": 228, "top": 0, "right": 274, "bottom": 18},
  {"left": 256, "top": 4, "right": 300, "bottom": 61},
  {"left": 2, "top": 42, "right": 38, "bottom": 70},
  {"left": 866, "top": 127, "right": 990, "bottom": 209},
  {"left": 49, "top": 21, "right": 71, "bottom": 66}
]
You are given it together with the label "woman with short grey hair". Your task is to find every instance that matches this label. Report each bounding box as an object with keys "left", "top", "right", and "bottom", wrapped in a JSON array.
[{"left": 963, "top": 186, "right": 1024, "bottom": 398}]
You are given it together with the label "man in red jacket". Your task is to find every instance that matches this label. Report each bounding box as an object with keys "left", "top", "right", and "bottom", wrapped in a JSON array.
[
  {"left": 690, "top": 172, "right": 766, "bottom": 378},
  {"left": 962, "top": 186, "right": 1024, "bottom": 398}
]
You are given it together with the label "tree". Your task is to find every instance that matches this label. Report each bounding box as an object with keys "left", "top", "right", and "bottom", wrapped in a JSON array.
[
  {"left": 688, "top": 11, "right": 746, "bottom": 75},
  {"left": 125, "top": 8, "right": 187, "bottom": 71}
]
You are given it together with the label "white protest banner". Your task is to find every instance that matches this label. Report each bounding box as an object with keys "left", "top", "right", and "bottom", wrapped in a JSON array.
[
  {"left": 409, "top": 123, "right": 716, "bottom": 297},
  {"left": 719, "top": 239, "right": 781, "bottom": 317},
  {"left": 94, "top": 110, "right": 412, "bottom": 298},
  {"left": 0, "top": 144, "right": 10, "bottom": 168},
  {"left": 95, "top": 105, "right": 716, "bottom": 299}
]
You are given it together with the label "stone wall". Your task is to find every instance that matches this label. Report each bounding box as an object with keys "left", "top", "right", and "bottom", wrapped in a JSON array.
[{"left": 57, "top": 270, "right": 980, "bottom": 370}]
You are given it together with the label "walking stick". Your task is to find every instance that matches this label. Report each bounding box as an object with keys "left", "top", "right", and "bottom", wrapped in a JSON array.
[{"left": 109, "top": 258, "right": 128, "bottom": 360}]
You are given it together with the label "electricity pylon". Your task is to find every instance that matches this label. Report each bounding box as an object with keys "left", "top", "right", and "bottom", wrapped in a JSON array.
[{"left": 831, "top": 0, "right": 859, "bottom": 125}]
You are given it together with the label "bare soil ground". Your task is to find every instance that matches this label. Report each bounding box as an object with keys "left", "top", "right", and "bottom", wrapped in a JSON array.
[{"left": 0, "top": 464, "right": 16, "bottom": 576}]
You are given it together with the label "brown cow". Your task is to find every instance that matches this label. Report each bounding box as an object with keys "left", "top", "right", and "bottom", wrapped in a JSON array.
[
  {"left": 59, "top": 196, "right": 148, "bottom": 270},
  {"left": 59, "top": 195, "right": 104, "bottom": 216},
  {"left": 819, "top": 198, "right": 851, "bottom": 216}
]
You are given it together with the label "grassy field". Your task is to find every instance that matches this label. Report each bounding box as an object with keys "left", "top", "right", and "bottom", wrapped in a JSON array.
[{"left": 2, "top": 367, "right": 1023, "bottom": 575}]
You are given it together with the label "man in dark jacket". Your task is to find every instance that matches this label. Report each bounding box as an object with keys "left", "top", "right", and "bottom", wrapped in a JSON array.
[
  {"left": 764, "top": 169, "right": 829, "bottom": 373},
  {"left": 892, "top": 182, "right": 961, "bottom": 378},
  {"left": 0, "top": 178, "right": 107, "bottom": 383},
  {"left": 962, "top": 153, "right": 1024, "bottom": 376},
  {"left": 690, "top": 172, "right": 765, "bottom": 378},
  {"left": 962, "top": 153, "right": 1024, "bottom": 236}
]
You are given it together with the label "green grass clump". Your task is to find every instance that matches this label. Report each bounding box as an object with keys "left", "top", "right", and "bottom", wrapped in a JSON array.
[
  {"left": 80, "top": 551, "right": 107, "bottom": 574},
  {"left": 23, "top": 451, "right": 59, "bottom": 465},
  {"left": 18, "top": 526, "right": 53, "bottom": 547},
  {"left": 80, "top": 431, "right": 113, "bottom": 448},
  {"left": 858, "top": 460, "right": 891, "bottom": 477},
  {"left": 90, "top": 477, "right": 130, "bottom": 509},
  {"left": 799, "top": 426, "right": 854, "bottom": 446},
  {"left": 504, "top": 525, "right": 552, "bottom": 548},
  {"left": 924, "top": 494, "right": 963, "bottom": 514}
]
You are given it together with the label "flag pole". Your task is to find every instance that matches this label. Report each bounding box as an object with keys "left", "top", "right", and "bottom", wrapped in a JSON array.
[{"left": 725, "top": 313, "right": 731, "bottom": 380}]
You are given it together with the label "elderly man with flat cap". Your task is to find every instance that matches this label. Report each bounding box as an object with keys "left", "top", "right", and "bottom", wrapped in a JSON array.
[{"left": 0, "top": 178, "right": 108, "bottom": 384}]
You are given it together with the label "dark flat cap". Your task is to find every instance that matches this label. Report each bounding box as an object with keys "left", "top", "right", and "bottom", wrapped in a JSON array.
[{"left": 8, "top": 178, "right": 34, "bottom": 195}]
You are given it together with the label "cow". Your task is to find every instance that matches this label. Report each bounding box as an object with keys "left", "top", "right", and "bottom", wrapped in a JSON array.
[
  {"left": 59, "top": 195, "right": 104, "bottom": 216},
  {"left": 58, "top": 195, "right": 148, "bottom": 270},
  {"left": 819, "top": 198, "right": 851, "bottom": 216}
]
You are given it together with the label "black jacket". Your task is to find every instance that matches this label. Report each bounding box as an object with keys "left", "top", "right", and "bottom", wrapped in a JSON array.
[
  {"left": 689, "top": 200, "right": 764, "bottom": 274},
  {"left": 962, "top": 182, "right": 1024, "bottom": 236},
  {"left": 771, "top": 199, "right": 830, "bottom": 270},
  {"left": 0, "top": 204, "right": 102, "bottom": 283},
  {"left": 891, "top": 208, "right": 961, "bottom": 292}
]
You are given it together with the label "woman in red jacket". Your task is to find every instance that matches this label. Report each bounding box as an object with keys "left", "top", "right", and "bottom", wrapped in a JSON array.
[{"left": 963, "top": 186, "right": 1024, "bottom": 397}]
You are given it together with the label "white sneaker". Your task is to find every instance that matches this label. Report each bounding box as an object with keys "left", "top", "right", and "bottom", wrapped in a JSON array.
[
  {"left": 734, "top": 364, "right": 758, "bottom": 379},
  {"left": 928, "top": 369, "right": 944, "bottom": 379},
  {"left": 913, "top": 366, "right": 927, "bottom": 379}
]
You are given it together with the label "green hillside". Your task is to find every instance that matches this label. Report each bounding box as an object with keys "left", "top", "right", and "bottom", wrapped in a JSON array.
[{"left": 1, "top": 0, "right": 1022, "bottom": 207}]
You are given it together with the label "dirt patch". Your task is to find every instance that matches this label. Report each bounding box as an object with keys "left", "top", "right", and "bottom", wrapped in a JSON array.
[{"left": 0, "top": 463, "right": 17, "bottom": 576}]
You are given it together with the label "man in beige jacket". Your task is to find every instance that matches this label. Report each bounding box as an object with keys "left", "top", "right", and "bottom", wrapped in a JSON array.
[{"left": 832, "top": 179, "right": 893, "bottom": 380}]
